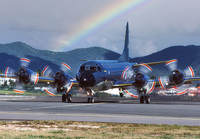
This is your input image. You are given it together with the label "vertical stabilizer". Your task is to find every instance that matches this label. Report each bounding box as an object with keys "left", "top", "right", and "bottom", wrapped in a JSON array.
[{"left": 117, "top": 22, "right": 129, "bottom": 62}]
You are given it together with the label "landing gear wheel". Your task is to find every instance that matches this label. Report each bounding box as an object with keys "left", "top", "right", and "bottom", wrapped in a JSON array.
[
  {"left": 87, "top": 97, "right": 95, "bottom": 103},
  {"left": 140, "top": 96, "right": 144, "bottom": 104},
  {"left": 145, "top": 96, "right": 150, "bottom": 104},
  {"left": 67, "top": 94, "right": 72, "bottom": 103},
  {"left": 87, "top": 97, "right": 90, "bottom": 103},
  {"left": 62, "top": 94, "right": 66, "bottom": 102},
  {"left": 86, "top": 89, "right": 95, "bottom": 103},
  {"left": 91, "top": 97, "right": 95, "bottom": 103}
]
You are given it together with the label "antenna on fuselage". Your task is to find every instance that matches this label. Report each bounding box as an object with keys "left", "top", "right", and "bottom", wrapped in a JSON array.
[{"left": 117, "top": 22, "right": 129, "bottom": 62}]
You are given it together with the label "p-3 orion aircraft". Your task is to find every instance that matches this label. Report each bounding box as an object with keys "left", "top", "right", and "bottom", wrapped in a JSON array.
[{"left": 40, "top": 22, "right": 170, "bottom": 104}]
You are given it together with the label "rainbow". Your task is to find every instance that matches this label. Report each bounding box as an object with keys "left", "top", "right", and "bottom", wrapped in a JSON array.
[{"left": 57, "top": 0, "right": 152, "bottom": 51}]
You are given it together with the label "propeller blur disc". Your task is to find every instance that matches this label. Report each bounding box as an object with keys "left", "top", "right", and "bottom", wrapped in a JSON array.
[
  {"left": 20, "top": 58, "right": 30, "bottom": 68},
  {"left": 158, "top": 76, "right": 169, "bottom": 89},
  {"left": 31, "top": 72, "right": 39, "bottom": 84},
  {"left": 44, "top": 86, "right": 56, "bottom": 96},
  {"left": 13, "top": 84, "right": 25, "bottom": 94},
  {"left": 42, "top": 65, "right": 53, "bottom": 77},
  {"left": 61, "top": 62, "right": 71, "bottom": 72},
  {"left": 121, "top": 66, "right": 134, "bottom": 81},
  {"left": 165, "top": 59, "right": 177, "bottom": 71},
  {"left": 139, "top": 63, "right": 152, "bottom": 74},
  {"left": 144, "top": 81, "right": 156, "bottom": 95},
  {"left": 124, "top": 89, "right": 138, "bottom": 98},
  {"left": 4, "top": 67, "right": 15, "bottom": 78},
  {"left": 184, "top": 66, "right": 195, "bottom": 77}
]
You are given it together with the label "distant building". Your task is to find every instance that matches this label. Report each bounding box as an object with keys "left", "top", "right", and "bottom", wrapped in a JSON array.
[{"left": 0, "top": 78, "right": 16, "bottom": 85}]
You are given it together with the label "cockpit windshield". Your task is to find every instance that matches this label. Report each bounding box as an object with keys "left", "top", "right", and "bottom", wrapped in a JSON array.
[{"left": 79, "top": 65, "right": 101, "bottom": 72}]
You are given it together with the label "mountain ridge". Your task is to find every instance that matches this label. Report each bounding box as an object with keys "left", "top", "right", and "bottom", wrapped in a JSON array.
[{"left": 0, "top": 42, "right": 200, "bottom": 76}]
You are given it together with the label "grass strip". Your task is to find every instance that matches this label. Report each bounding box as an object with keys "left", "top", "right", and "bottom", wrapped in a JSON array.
[{"left": 0, "top": 120, "right": 199, "bottom": 138}]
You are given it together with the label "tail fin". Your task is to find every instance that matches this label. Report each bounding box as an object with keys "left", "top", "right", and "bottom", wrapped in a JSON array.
[{"left": 117, "top": 22, "right": 129, "bottom": 62}]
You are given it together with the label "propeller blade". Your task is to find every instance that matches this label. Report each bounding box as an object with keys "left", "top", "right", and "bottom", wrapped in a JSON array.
[
  {"left": 158, "top": 76, "right": 169, "bottom": 89},
  {"left": 13, "top": 84, "right": 25, "bottom": 94},
  {"left": 139, "top": 63, "right": 152, "bottom": 74},
  {"left": 20, "top": 58, "right": 30, "bottom": 68},
  {"left": 184, "top": 66, "right": 195, "bottom": 77},
  {"left": 123, "top": 89, "right": 139, "bottom": 98},
  {"left": 4, "top": 67, "right": 15, "bottom": 78},
  {"left": 121, "top": 66, "right": 134, "bottom": 81},
  {"left": 30, "top": 72, "right": 39, "bottom": 84},
  {"left": 64, "top": 82, "right": 73, "bottom": 93},
  {"left": 176, "top": 87, "right": 188, "bottom": 96},
  {"left": 165, "top": 59, "right": 177, "bottom": 71},
  {"left": 144, "top": 81, "right": 156, "bottom": 95},
  {"left": 60, "top": 62, "right": 71, "bottom": 73},
  {"left": 44, "top": 86, "right": 56, "bottom": 96},
  {"left": 42, "top": 65, "right": 53, "bottom": 77}
]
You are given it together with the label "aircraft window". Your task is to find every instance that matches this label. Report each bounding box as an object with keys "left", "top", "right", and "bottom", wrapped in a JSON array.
[
  {"left": 85, "top": 66, "right": 90, "bottom": 70},
  {"left": 90, "top": 66, "right": 97, "bottom": 71},
  {"left": 97, "top": 66, "right": 101, "bottom": 71},
  {"left": 80, "top": 66, "right": 85, "bottom": 71}
]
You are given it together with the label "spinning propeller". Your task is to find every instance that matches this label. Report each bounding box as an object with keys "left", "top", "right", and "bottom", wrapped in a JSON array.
[
  {"left": 158, "top": 59, "right": 195, "bottom": 95},
  {"left": 42, "top": 62, "right": 73, "bottom": 96},
  {"left": 121, "top": 63, "right": 155, "bottom": 98},
  {"left": 4, "top": 58, "right": 39, "bottom": 93}
]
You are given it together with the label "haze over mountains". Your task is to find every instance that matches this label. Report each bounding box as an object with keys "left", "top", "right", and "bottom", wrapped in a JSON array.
[{"left": 0, "top": 42, "right": 200, "bottom": 77}]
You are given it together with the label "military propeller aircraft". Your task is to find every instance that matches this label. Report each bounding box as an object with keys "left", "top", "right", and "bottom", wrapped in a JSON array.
[{"left": 40, "top": 22, "right": 170, "bottom": 104}]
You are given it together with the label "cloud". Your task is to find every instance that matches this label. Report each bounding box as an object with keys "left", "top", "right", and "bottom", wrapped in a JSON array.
[{"left": 0, "top": 0, "right": 200, "bottom": 58}]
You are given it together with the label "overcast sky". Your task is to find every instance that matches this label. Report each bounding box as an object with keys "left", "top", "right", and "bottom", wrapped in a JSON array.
[{"left": 0, "top": 0, "right": 200, "bottom": 58}]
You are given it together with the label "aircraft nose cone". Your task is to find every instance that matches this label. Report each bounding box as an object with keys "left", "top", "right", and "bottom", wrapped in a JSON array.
[{"left": 79, "top": 72, "right": 95, "bottom": 87}]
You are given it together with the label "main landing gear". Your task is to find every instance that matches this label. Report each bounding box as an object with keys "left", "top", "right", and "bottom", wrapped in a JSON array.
[
  {"left": 62, "top": 93, "right": 72, "bottom": 103},
  {"left": 140, "top": 95, "right": 150, "bottom": 104},
  {"left": 139, "top": 88, "right": 150, "bottom": 104},
  {"left": 87, "top": 89, "right": 95, "bottom": 103}
]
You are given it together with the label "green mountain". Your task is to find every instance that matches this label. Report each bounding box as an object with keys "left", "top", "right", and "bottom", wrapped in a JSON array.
[
  {"left": 0, "top": 42, "right": 200, "bottom": 77},
  {"left": 0, "top": 42, "right": 120, "bottom": 76}
]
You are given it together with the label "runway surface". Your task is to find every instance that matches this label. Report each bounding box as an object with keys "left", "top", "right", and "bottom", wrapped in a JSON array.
[{"left": 0, "top": 95, "right": 200, "bottom": 126}]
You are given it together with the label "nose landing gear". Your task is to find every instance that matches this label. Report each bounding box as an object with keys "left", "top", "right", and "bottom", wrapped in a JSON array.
[
  {"left": 62, "top": 93, "right": 72, "bottom": 103},
  {"left": 87, "top": 89, "right": 95, "bottom": 103}
]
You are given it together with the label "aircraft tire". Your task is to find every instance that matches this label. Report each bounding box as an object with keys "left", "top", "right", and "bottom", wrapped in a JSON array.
[
  {"left": 145, "top": 96, "right": 150, "bottom": 104},
  {"left": 140, "top": 96, "right": 144, "bottom": 104},
  {"left": 62, "top": 94, "right": 66, "bottom": 102},
  {"left": 91, "top": 97, "right": 95, "bottom": 103},
  {"left": 67, "top": 94, "right": 72, "bottom": 103},
  {"left": 87, "top": 97, "right": 90, "bottom": 103}
]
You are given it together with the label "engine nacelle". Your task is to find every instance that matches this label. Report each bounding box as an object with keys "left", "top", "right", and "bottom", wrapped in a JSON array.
[
  {"left": 169, "top": 70, "right": 184, "bottom": 86},
  {"left": 132, "top": 72, "right": 149, "bottom": 88}
]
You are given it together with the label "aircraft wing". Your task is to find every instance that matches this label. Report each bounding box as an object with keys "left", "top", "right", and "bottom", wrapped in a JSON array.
[
  {"left": 113, "top": 79, "right": 156, "bottom": 88},
  {"left": 185, "top": 77, "right": 200, "bottom": 81},
  {"left": 38, "top": 77, "right": 54, "bottom": 83},
  {"left": 38, "top": 76, "right": 78, "bottom": 85},
  {"left": 133, "top": 60, "right": 168, "bottom": 67},
  {"left": 0, "top": 74, "right": 18, "bottom": 79},
  {"left": 113, "top": 81, "right": 134, "bottom": 88}
]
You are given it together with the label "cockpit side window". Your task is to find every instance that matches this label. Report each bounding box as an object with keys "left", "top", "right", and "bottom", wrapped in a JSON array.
[
  {"left": 79, "top": 64, "right": 102, "bottom": 72},
  {"left": 85, "top": 65, "right": 90, "bottom": 70},
  {"left": 90, "top": 66, "right": 96, "bottom": 71},
  {"left": 80, "top": 66, "right": 85, "bottom": 72},
  {"left": 97, "top": 66, "right": 101, "bottom": 71}
]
